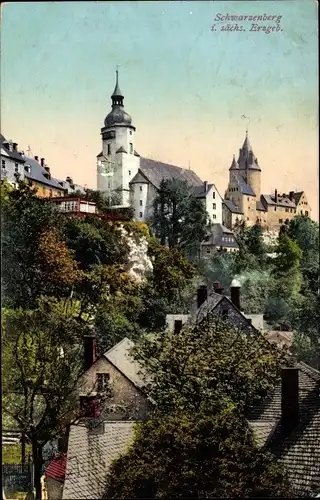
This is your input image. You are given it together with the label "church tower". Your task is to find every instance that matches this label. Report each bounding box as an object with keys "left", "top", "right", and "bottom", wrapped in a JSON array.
[
  {"left": 237, "top": 131, "right": 261, "bottom": 199},
  {"left": 97, "top": 70, "right": 140, "bottom": 206}
]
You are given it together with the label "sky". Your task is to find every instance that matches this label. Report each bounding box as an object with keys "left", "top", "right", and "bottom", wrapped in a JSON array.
[{"left": 1, "top": 1, "right": 318, "bottom": 218}]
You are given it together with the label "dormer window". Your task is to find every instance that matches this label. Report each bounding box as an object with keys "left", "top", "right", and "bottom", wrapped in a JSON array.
[{"left": 24, "top": 165, "right": 31, "bottom": 173}]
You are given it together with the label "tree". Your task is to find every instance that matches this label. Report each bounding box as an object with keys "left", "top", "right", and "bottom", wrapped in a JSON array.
[
  {"left": 272, "top": 232, "right": 303, "bottom": 299},
  {"left": 2, "top": 299, "right": 109, "bottom": 499},
  {"left": 1, "top": 181, "right": 63, "bottom": 308},
  {"left": 103, "top": 408, "right": 292, "bottom": 499},
  {"left": 233, "top": 224, "right": 267, "bottom": 274},
  {"left": 150, "top": 179, "right": 210, "bottom": 259},
  {"left": 131, "top": 313, "right": 286, "bottom": 416}
]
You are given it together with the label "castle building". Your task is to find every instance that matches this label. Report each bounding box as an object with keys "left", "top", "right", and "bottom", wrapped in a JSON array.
[
  {"left": 223, "top": 132, "right": 312, "bottom": 230},
  {"left": 96, "top": 72, "right": 223, "bottom": 224}
]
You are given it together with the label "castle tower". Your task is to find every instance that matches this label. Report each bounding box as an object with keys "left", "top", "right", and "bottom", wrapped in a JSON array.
[
  {"left": 97, "top": 70, "right": 140, "bottom": 206},
  {"left": 237, "top": 131, "right": 261, "bottom": 199}
]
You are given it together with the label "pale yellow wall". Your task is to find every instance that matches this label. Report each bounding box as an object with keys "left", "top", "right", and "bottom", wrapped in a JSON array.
[
  {"left": 246, "top": 169, "right": 261, "bottom": 199},
  {"left": 296, "top": 192, "right": 312, "bottom": 217},
  {"left": 82, "top": 356, "right": 149, "bottom": 421},
  {"left": 241, "top": 195, "right": 257, "bottom": 226},
  {"left": 265, "top": 204, "right": 296, "bottom": 229},
  {"left": 28, "top": 180, "right": 64, "bottom": 198}
]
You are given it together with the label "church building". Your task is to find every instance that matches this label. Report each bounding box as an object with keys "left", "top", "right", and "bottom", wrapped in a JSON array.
[{"left": 96, "top": 72, "right": 223, "bottom": 224}]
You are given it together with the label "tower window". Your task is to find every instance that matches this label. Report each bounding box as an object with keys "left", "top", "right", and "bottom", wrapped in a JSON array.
[
  {"left": 128, "top": 170, "right": 131, "bottom": 176},
  {"left": 140, "top": 186, "right": 143, "bottom": 191},
  {"left": 213, "top": 214, "right": 216, "bottom": 219},
  {"left": 140, "top": 200, "right": 143, "bottom": 206},
  {"left": 129, "top": 130, "right": 132, "bottom": 135},
  {"left": 213, "top": 192, "right": 215, "bottom": 199},
  {"left": 15, "top": 163, "right": 19, "bottom": 172},
  {"left": 2, "top": 159, "right": 5, "bottom": 169},
  {"left": 213, "top": 203, "right": 216, "bottom": 209},
  {"left": 139, "top": 212, "right": 143, "bottom": 218},
  {"left": 107, "top": 144, "right": 111, "bottom": 155},
  {"left": 129, "top": 143, "right": 133, "bottom": 154}
]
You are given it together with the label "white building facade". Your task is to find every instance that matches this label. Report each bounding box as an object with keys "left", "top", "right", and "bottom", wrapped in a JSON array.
[{"left": 1, "top": 135, "right": 25, "bottom": 186}]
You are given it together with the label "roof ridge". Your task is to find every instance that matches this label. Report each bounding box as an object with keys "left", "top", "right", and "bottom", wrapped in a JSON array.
[
  {"left": 103, "top": 337, "right": 132, "bottom": 358},
  {"left": 298, "top": 361, "right": 320, "bottom": 380}
]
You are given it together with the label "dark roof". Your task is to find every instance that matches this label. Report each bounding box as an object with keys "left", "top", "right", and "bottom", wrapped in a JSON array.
[
  {"left": 237, "top": 132, "right": 261, "bottom": 171},
  {"left": 248, "top": 362, "right": 320, "bottom": 496},
  {"left": 139, "top": 157, "right": 202, "bottom": 189},
  {"left": 223, "top": 199, "right": 243, "bottom": 214},
  {"left": 202, "top": 224, "right": 239, "bottom": 249},
  {"left": 116, "top": 146, "right": 127, "bottom": 154},
  {"left": 192, "top": 183, "right": 214, "bottom": 197},
  {"left": 234, "top": 172, "right": 256, "bottom": 196},
  {"left": 130, "top": 171, "right": 149, "bottom": 185},
  {"left": 24, "top": 157, "right": 65, "bottom": 190},
  {"left": 63, "top": 421, "right": 135, "bottom": 499},
  {"left": 229, "top": 155, "right": 238, "bottom": 171},
  {"left": 256, "top": 200, "right": 267, "bottom": 212},
  {"left": 111, "top": 70, "right": 123, "bottom": 98},
  {"left": 292, "top": 191, "right": 304, "bottom": 204},
  {"left": 45, "top": 453, "right": 67, "bottom": 482},
  {"left": 261, "top": 194, "right": 296, "bottom": 209},
  {"left": 0, "top": 134, "right": 25, "bottom": 163},
  {"left": 134, "top": 150, "right": 140, "bottom": 157}
]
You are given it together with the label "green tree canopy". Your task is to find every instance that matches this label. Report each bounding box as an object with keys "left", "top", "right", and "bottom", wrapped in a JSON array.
[
  {"left": 150, "top": 179, "right": 210, "bottom": 259},
  {"left": 103, "top": 409, "right": 292, "bottom": 499}
]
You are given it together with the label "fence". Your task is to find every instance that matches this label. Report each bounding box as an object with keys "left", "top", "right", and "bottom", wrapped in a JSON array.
[{"left": 2, "top": 463, "right": 34, "bottom": 495}]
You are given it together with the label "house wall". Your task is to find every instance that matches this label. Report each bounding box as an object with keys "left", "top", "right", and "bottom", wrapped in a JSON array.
[
  {"left": 1, "top": 151, "right": 25, "bottom": 185},
  {"left": 82, "top": 356, "right": 149, "bottom": 421},
  {"left": 26, "top": 179, "right": 64, "bottom": 198},
  {"left": 205, "top": 186, "right": 223, "bottom": 224},
  {"left": 296, "top": 192, "right": 311, "bottom": 217},
  {"left": 166, "top": 314, "right": 190, "bottom": 332},
  {"left": 241, "top": 194, "right": 257, "bottom": 226},
  {"left": 265, "top": 204, "right": 296, "bottom": 229},
  {"left": 46, "top": 477, "right": 63, "bottom": 500}
]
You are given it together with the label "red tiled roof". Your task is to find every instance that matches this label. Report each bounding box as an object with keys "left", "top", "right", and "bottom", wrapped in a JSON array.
[{"left": 45, "top": 453, "right": 67, "bottom": 482}]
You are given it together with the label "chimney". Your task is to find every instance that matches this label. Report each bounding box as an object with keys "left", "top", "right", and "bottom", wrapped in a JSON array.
[
  {"left": 197, "top": 285, "right": 208, "bottom": 309},
  {"left": 213, "top": 281, "right": 224, "bottom": 295},
  {"left": 66, "top": 176, "right": 73, "bottom": 185},
  {"left": 204, "top": 181, "right": 208, "bottom": 193},
  {"left": 289, "top": 191, "right": 294, "bottom": 201},
  {"left": 41, "top": 158, "right": 45, "bottom": 167},
  {"left": 281, "top": 367, "right": 299, "bottom": 434},
  {"left": 13, "top": 143, "right": 18, "bottom": 152},
  {"left": 83, "top": 335, "right": 97, "bottom": 372},
  {"left": 34, "top": 155, "right": 39, "bottom": 162},
  {"left": 44, "top": 166, "right": 50, "bottom": 173},
  {"left": 274, "top": 189, "right": 278, "bottom": 203},
  {"left": 230, "top": 278, "right": 241, "bottom": 310},
  {"left": 80, "top": 395, "right": 100, "bottom": 418}
]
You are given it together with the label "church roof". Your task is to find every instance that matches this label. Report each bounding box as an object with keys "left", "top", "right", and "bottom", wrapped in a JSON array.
[
  {"left": 1, "top": 134, "right": 25, "bottom": 163},
  {"left": 292, "top": 191, "right": 304, "bottom": 204},
  {"left": 192, "top": 183, "right": 214, "bottom": 197},
  {"left": 223, "top": 199, "right": 243, "bottom": 214},
  {"left": 24, "top": 156, "right": 65, "bottom": 191},
  {"left": 130, "top": 171, "right": 149, "bottom": 184},
  {"left": 116, "top": 146, "right": 127, "bottom": 154},
  {"left": 111, "top": 69, "right": 123, "bottom": 98},
  {"left": 139, "top": 157, "right": 203, "bottom": 189},
  {"left": 237, "top": 131, "right": 261, "bottom": 171}
]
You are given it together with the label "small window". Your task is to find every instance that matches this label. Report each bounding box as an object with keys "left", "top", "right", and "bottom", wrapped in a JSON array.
[
  {"left": 300, "top": 210, "right": 303, "bottom": 214},
  {"left": 247, "top": 197, "right": 249, "bottom": 201},
  {"left": 140, "top": 186, "right": 143, "bottom": 191},
  {"left": 213, "top": 214, "right": 216, "bottom": 219},
  {"left": 1, "top": 159, "right": 5, "bottom": 169},
  {"left": 174, "top": 320, "right": 183, "bottom": 334},
  {"left": 107, "top": 181, "right": 111, "bottom": 188},
  {"left": 97, "top": 373, "right": 110, "bottom": 392},
  {"left": 49, "top": 189, "right": 52, "bottom": 197},
  {"left": 305, "top": 211, "right": 309, "bottom": 216},
  {"left": 247, "top": 217, "right": 249, "bottom": 221},
  {"left": 279, "top": 219, "right": 283, "bottom": 223},
  {"left": 128, "top": 170, "right": 131, "bottom": 176},
  {"left": 212, "top": 192, "right": 215, "bottom": 199},
  {"left": 129, "top": 130, "right": 132, "bottom": 135},
  {"left": 206, "top": 248, "right": 211, "bottom": 253},
  {"left": 129, "top": 143, "right": 133, "bottom": 154},
  {"left": 222, "top": 308, "right": 228, "bottom": 320},
  {"left": 274, "top": 207, "right": 277, "bottom": 211},
  {"left": 107, "top": 144, "right": 111, "bottom": 155},
  {"left": 139, "top": 212, "right": 143, "bottom": 218},
  {"left": 213, "top": 203, "right": 216, "bottom": 209},
  {"left": 140, "top": 200, "right": 143, "bottom": 206},
  {"left": 15, "top": 163, "right": 19, "bottom": 172}
]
